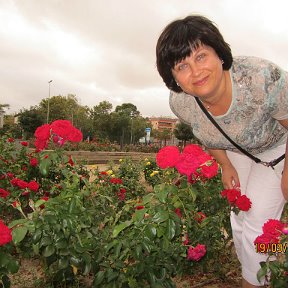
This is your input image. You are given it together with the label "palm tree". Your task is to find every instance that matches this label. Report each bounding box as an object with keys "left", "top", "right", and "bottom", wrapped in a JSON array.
[{"left": 0, "top": 104, "right": 9, "bottom": 113}]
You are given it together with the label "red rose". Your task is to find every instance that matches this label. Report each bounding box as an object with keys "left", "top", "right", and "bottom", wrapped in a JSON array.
[
  {"left": 30, "top": 158, "right": 38, "bottom": 167},
  {"left": 235, "top": 195, "right": 252, "bottom": 211},
  {"left": 10, "top": 178, "right": 28, "bottom": 189},
  {"left": 28, "top": 181, "right": 40, "bottom": 192},
  {"left": 110, "top": 178, "right": 123, "bottom": 185},
  {"left": 68, "top": 127, "right": 83, "bottom": 142},
  {"left": 200, "top": 160, "right": 219, "bottom": 179},
  {"left": 254, "top": 232, "right": 279, "bottom": 246},
  {"left": 20, "top": 141, "right": 28, "bottom": 146},
  {"left": 175, "top": 208, "right": 182, "bottom": 218},
  {"left": 262, "top": 219, "right": 284, "bottom": 237},
  {"left": 12, "top": 200, "right": 21, "bottom": 208},
  {"left": 175, "top": 153, "right": 199, "bottom": 177},
  {"left": 182, "top": 144, "right": 204, "bottom": 156},
  {"left": 35, "top": 124, "right": 51, "bottom": 140},
  {"left": 187, "top": 244, "right": 206, "bottom": 261},
  {"left": 183, "top": 233, "right": 189, "bottom": 245},
  {"left": 156, "top": 146, "right": 180, "bottom": 169},
  {"left": 195, "top": 211, "right": 206, "bottom": 223},
  {"left": 67, "top": 155, "right": 74, "bottom": 166},
  {"left": 135, "top": 205, "right": 145, "bottom": 210},
  {"left": 0, "top": 188, "right": 10, "bottom": 198},
  {"left": 6, "top": 172, "right": 14, "bottom": 178},
  {"left": 34, "top": 124, "right": 51, "bottom": 151},
  {"left": 8, "top": 138, "right": 14, "bottom": 143},
  {"left": 221, "top": 189, "right": 241, "bottom": 204},
  {"left": 0, "top": 220, "right": 12, "bottom": 246}
]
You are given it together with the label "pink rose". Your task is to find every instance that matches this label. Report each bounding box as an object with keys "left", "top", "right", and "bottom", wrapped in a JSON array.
[{"left": 187, "top": 244, "right": 206, "bottom": 261}]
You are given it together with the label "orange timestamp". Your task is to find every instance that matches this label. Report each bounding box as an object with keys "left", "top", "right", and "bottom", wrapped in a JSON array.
[{"left": 255, "top": 242, "right": 288, "bottom": 254}]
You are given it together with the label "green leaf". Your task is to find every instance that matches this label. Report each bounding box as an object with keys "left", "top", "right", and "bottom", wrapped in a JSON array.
[
  {"left": 114, "top": 242, "right": 122, "bottom": 258},
  {"left": 132, "top": 208, "right": 146, "bottom": 222},
  {"left": 144, "top": 224, "right": 157, "bottom": 240},
  {"left": 155, "top": 188, "right": 169, "bottom": 203},
  {"left": 152, "top": 211, "right": 169, "bottom": 223},
  {"left": 42, "top": 245, "right": 55, "bottom": 257},
  {"left": 93, "top": 270, "right": 105, "bottom": 286},
  {"left": 106, "top": 269, "right": 118, "bottom": 283},
  {"left": 165, "top": 219, "right": 176, "bottom": 240},
  {"left": 58, "top": 258, "right": 69, "bottom": 269},
  {"left": 112, "top": 221, "right": 132, "bottom": 238},
  {"left": 257, "top": 262, "right": 267, "bottom": 282},
  {"left": 32, "top": 229, "right": 43, "bottom": 244},
  {"left": 12, "top": 226, "right": 28, "bottom": 244},
  {"left": 8, "top": 218, "right": 28, "bottom": 229},
  {"left": 142, "top": 193, "right": 154, "bottom": 205}
]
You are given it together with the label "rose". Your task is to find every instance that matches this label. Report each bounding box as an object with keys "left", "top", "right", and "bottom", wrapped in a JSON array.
[
  {"left": 30, "top": 158, "right": 38, "bottom": 167},
  {"left": 182, "top": 144, "right": 204, "bottom": 156},
  {"left": 50, "top": 120, "right": 83, "bottom": 143},
  {"left": 175, "top": 153, "right": 200, "bottom": 178},
  {"left": 0, "top": 220, "right": 12, "bottom": 246},
  {"left": 221, "top": 189, "right": 241, "bottom": 204},
  {"left": 10, "top": 178, "right": 29, "bottom": 189},
  {"left": 0, "top": 188, "right": 10, "bottom": 198},
  {"left": 28, "top": 180, "right": 40, "bottom": 192},
  {"left": 195, "top": 211, "right": 206, "bottom": 223},
  {"left": 235, "top": 195, "right": 252, "bottom": 211},
  {"left": 156, "top": 146, "right": 180, "bottom": 169},
  {"left": 254, "top": 233, "right": 279, "bottom": 246},
  {"left": 262, "top": 219, "right": 284, "bottom": 237},
  {"left": 199, "top": 160, "right": 219, "bottom": 179},
  {"left": 20, "top": 141, "right": 28, "bottom": 146},
  {"left": 175, "top": 208, "right": 182, "bottom": 218},
  {"left": 187, "top": 244, "right": 206, "bottom": 261}
]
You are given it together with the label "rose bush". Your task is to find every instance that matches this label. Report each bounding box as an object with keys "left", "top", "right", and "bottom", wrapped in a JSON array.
[
  {"left": 0, "top": 220, "right": 19, "bottom": 288},
  {"left": 1, "top": 124, "right": 241, "bottom": 287},
  {"left": 255, "top": 216, "right": 288, "bottom": 287}
]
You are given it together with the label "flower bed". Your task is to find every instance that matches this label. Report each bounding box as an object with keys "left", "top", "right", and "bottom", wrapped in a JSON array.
[{"left": 0, "top": 120, "right": 286, "bottom": 288}]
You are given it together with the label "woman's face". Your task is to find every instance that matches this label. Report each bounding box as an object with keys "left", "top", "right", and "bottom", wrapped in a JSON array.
[{"left": 172, "top": 44, "right": 224, "bottom": 99}]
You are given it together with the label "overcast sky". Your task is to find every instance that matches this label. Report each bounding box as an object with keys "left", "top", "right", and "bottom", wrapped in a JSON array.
[{"left": 1, "top": 0, "right": 288, "bottom": 117}]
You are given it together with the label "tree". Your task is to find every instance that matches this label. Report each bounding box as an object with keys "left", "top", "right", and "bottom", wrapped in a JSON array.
[
  {"left": 157, "top": 128, "right": 172, "bottom": 147},
  {"left": 17, "top": 107, "right": 44, "bottom": 138},
  {"left": 173, "top": 122, "right": 195, "bottom": 148},
  {"left": 0, "top": 104, "right": 10, "bottom": 114},
  {"left": 89, "top": 101, "right": 113, "bottom": 141}
]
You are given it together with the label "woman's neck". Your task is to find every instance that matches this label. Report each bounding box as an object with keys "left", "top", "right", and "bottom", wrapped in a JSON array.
[{"left": 201, "top": 71, "right": 232, "bottom": 115}]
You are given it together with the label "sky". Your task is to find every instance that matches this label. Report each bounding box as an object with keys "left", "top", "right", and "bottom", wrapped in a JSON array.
[{"left": 1, "top": 0, "right": 288, "bottom": 118}]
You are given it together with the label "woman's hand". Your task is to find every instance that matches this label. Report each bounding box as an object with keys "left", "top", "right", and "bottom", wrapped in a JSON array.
[
  {"left": 281, "top": 169, "right": 288, "bottom": 201},
  {"left": 221, "top": 163, "right": 240, "bottom": 189}
]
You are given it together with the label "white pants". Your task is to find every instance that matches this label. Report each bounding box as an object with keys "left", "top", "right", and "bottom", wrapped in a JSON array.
[{"left": 227, "top": 145, "right": 286, "bottom": 286}]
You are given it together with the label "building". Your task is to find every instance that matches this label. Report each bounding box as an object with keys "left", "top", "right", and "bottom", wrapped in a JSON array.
[
  {"left": 148, "top": 116, "right": 179, "bottom": 146},
  {"left": 149, "top": 117, "right": 178, "bottom": 132}
]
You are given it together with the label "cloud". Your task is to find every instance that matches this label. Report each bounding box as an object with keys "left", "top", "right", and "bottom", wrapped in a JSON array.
[{"left": 0, "top": 0, "right": 288, "bottom": 117}]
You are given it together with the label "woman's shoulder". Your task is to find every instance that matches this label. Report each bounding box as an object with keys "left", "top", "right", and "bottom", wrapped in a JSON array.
[
  {"left": 169, "top": 91, "right": 196, "bottom": 125},
  {"left": 232, "top": 56, "right": 284, "bottom": 76}
]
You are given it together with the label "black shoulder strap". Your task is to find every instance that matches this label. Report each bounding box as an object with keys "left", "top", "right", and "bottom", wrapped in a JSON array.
[{"left": 194, "top": 97, "right": 262, "bottom": 163}]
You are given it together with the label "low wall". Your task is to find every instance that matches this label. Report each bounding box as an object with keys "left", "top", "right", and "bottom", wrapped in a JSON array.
[{"left": 64, "top": 151, "right": 156, "bottom": 164}]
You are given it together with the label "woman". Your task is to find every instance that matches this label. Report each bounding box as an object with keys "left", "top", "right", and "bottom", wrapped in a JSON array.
[{"left": 156, "top": 15, "right": 288, "bottom": 288}]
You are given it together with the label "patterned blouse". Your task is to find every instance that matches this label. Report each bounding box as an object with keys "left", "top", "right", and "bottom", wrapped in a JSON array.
[{"left": 169, "top": 56, "right": 288, "bottom": 155}]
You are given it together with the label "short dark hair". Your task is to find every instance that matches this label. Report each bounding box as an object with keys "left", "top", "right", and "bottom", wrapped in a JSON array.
[{"left": 156, "top": 15, "right": 233, "bottom": 92}]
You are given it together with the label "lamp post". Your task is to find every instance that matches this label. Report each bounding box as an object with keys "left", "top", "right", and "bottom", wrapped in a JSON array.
[
  {"left": 46, "top": 80, "right": 53, "bottom": 123},
  {"left": 130, "top": 111, "right": 133, "bottom": 145}
]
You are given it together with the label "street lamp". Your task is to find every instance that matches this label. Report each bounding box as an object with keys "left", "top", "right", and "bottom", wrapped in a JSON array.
[
  {"left": 46, "top": 80, "right": 53, "bottom": 123},
  {"left": 130, "top": 111, "right": 133, "bottom": 145}
]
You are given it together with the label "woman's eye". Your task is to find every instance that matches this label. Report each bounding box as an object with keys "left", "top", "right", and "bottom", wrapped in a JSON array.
[
  {"left": 177, "top": 63, "right": 188, "bottom": 71},
  {"left": 196, "top": 54, "right": 205, "bottom": 62}
]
